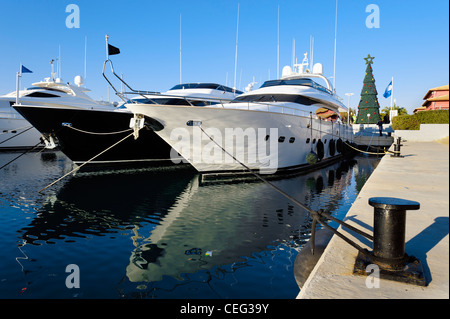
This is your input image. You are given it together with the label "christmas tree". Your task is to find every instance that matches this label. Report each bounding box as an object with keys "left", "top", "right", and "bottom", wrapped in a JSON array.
[{"left": 355, "top": 54, "right": 382, "bottom": 124}]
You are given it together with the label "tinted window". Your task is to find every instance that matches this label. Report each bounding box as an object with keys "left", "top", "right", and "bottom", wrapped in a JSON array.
[
  {"left": 169, "top": 83, "right": 243, "bottom": 94},
  {"left": 260, "top": 78, "right": 331, "bottom": 94},
  {"left": 25, "top": 92, "right": 60, "bottom": 98},
  {"left": 26, "top": 87, "right": 67, "bottom": 94},
  {"left": 233, "top": 94, "right": 316, "bottom": 105},
  {"left": 133, "top": 98, "right": 191, "bottom": 105},
  {"left": 260, "top": 78, "right": 313, "bottom": 88}
]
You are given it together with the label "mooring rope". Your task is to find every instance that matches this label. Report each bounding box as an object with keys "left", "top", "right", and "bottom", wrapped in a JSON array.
[
  {"left": 0, "top": 142, "right": 43, "bottom": 170},
  {"left": 342, "top": 140, "right": 399, "bottom": 156},
  {"left": 0, "top": 126, "right": 34, "bottom": 145},
  {"left": 15, "top": 240, "right": 29, "bottom": 272},
  {"left": 63, "top": 123, "right": 133, "bottom": 135},
  {"left": 198, "top": 125, "right": 375, "bottom": 257},
  {"left": 38, "top": 132, "right": 135, "bottom": 193}
]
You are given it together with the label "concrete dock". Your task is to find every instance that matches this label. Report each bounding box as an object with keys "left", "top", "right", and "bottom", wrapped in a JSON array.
[{"left": 296, "top": 140, "right": 449, "bottom": 299}]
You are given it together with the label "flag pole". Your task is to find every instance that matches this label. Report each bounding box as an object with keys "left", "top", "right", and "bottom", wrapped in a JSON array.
[
  {"left": 105, "top": 34, "right": 109, "bottom": 61},
  {"left": 16, "top": 63, "right": 22, "bottom": 105},
  {"left": 390, "top": 76, "right": 394, "bottom": 109}
]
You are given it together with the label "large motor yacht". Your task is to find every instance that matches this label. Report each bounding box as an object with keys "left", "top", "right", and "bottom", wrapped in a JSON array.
[
  {"left": 1, "top": 75, "right": 115, "bottom": 150},
  {"left": 124, "top": 55, "right": 354, "bottom": 175},
  {"left": 14, "top": 83, "right": 242, "bottom": 168}
]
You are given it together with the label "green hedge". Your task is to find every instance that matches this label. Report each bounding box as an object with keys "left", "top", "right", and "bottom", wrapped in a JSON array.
[{"left": 392, "top": 110, "right": 449, "bottom": 130}]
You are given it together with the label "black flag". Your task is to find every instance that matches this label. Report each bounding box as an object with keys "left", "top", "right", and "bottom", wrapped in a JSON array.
[{"left": 108, "top": 44, "right": 120, "bottom": 56}]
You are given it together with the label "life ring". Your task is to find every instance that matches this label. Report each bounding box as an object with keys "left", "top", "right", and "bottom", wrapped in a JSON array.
[
  {"left": 316, "top": 139, "right": 324, "bottom": 160},
  {"left": 329, "top": 139, "right": 335, "bottom": 156},
  {"left": 336, "top": 138, "right": 343, "bottom": 153}
]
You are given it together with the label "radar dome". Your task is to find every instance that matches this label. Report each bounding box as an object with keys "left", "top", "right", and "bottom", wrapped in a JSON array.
[
  {"left": 312, "top": 63, "right": 323, "bottom": 75},
  {"left": 282, "top": 65, "right": 293, "bottom": 77},
  {"left": 74, "top": 75, "right": 84, "bottom": 87}
]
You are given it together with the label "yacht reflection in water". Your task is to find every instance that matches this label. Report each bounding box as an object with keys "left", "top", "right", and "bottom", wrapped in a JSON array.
[
  {"left": 18, "top": 157, "right": 375, "bottom": 284},
  {"left": 124, "top": 160, "right": 358, "bottom": 283}
]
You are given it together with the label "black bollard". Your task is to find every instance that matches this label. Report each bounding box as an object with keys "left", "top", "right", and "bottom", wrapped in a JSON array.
[
  {"left": 369, "top": 197, "right": 419, "bottom": 269},
  {"left": 354, "top": 197, "right": 427, "bottom": 286}
]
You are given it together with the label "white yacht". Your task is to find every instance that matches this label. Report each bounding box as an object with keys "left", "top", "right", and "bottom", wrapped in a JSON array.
[
  {"left": 0, "top": 75, "right": 115, "bottom": 150},
  {"left": 125, "top": 56, "right": 354, "bottom": 175},
  {"left": 14, "top": 82, "right": 242, "bottom": 168}
]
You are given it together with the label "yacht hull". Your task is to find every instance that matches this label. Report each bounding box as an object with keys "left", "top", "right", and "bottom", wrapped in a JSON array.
[
  {"left": 0, "top": 100, "right": 43, "bottom": 150},
  {"left": 126, "top": 104, "right": 354, "bottom": 174},
  {"left": 13, "top": 105, "right": 185, "bottom": 168},
  {"left": 0, "top": 117, "right": 43, "bottom": 151}
]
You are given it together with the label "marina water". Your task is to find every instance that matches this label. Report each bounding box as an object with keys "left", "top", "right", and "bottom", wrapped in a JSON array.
[{"left": 0, "top": 151, "right": 379, "bottom": 298}]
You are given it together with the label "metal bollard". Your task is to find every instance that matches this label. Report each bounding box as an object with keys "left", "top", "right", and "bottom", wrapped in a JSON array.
[
  {"left": 369, "top": 197, "right": 420, "bottom": 269},
  {"left": 391, "top": 137, "right": 403, "bottom": 157},
  {"left": 354, "top": 197, "right": 427, "bottom": 286}
]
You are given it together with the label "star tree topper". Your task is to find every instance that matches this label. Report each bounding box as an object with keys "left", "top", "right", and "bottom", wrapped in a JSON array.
[{"left": 364, "top": 54, "right": 375, "bottom": 65}]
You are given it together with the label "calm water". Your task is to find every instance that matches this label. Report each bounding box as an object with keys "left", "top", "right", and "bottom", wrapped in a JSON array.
[{"left": 0, "top": 151, "right": 379, "bottom": 299}]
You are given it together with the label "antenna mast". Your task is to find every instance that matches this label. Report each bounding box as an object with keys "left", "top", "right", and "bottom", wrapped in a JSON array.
[
  {"left": 333, "top": 0, "right": 338, "bottom": 91},
  {"left": 277, "top": 5, "right": 280, "bottom": 79},
  {"left": 233, "top": 3, "right": 240, "bottom": 90},
  {"left": 84, "top": 36, "right": 87, "bottom": 84},
  {"left": 179, "top": 14, "right": 182, "bottom": 84},
  {"left": 292, "top": 38, "right": 295, "bottom": 69},
  {"left": 58, "top": 45, "right": 61, "bottom": 79}
]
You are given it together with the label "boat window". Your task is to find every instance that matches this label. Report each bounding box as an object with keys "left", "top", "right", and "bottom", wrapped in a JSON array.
[
  {"left": 26, "top": 87, "right": 67, "bottom": 94},
  {"left": 233, "top": 94, "right": 317, "bottom": 105},
  {"left": 169, "top": 83, "right": 220, "bottom": 90},
  {"left": 260, "top": 78, "right": 331, "bottom": 94},
  {"left": 196, "top": 83, "right": 220, "bottom": 89},
  {"left": 169, "top": 83, "right": 197, "bottom": 90},
  {"left": 133, "top": 98, "right": 191, "bottom": 105},
  {"left": 220, "top": 85, "right": 243, "bottom": 94},
  {"left": 261, "top": 78, "right": 313, "bottom": 88},
  {"left": 25, "top": 92, "right": 61, "bottom": 98},
  {"left": 191, "top": 100, "right": 218, "bottom": 106},
  {"left": 169, "top": 83, "right": 243, "bottom": 94},
  {"left": 278, "top": 136, "right": 285, "bottom": 143},
  {"left": 289, "top": 137, "right": 295, "bottom": 143}
]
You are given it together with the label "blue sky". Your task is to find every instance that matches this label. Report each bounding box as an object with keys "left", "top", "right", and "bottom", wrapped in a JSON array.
[{"left": 0, "top": 0, "right": 448, "bottom": 113}]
